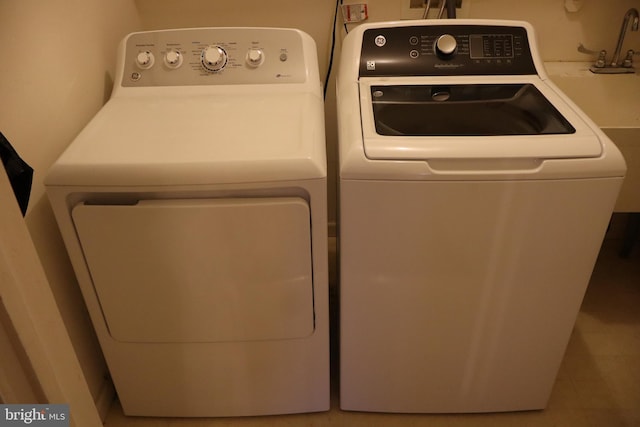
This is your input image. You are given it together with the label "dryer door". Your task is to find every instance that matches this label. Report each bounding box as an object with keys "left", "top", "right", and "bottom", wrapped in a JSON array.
[{"left": 72, "top": 197, "right": 314, "bottom": 343}]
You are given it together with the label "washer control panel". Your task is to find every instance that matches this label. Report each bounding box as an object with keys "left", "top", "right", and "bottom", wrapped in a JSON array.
[
  {"left": 360, "top": 25, "right": 537, "bottom": 77},
  {"left": 122, "top": 28, "right": 307, "bottom": 86}
]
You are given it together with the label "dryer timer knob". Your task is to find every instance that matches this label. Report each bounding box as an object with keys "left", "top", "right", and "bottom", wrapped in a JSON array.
[
  {"left": 435, "top": 34, "right": 457, "bottom": 57},
  {"left": 201, "top": 45, "right": 228, "bottom": 72},
  {"left": 136, "top": 51, "right": 155, "bottom": 69}
]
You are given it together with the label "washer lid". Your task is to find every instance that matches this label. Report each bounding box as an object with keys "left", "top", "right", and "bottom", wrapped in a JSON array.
[
  {"left": 46, "top": 91, "right": 326, "bottom": 186},
  {"left": 360, "top": 78, "right": 603, "bottom": 160}
]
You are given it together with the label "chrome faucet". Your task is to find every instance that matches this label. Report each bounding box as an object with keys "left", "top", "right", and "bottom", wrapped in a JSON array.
[
  {"left": 589, "top": 7, "right": 639, "bottom": 74},
  {"left": 611, "top": 8, "right": 639, "bottom": 67}
]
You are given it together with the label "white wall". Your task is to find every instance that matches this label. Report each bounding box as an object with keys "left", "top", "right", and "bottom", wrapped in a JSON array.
[{"left": 0, "top": 0, "right": 141, "bottom": 408}]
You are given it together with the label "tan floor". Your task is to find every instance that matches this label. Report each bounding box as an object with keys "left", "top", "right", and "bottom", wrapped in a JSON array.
[{"left": 104, "top": 238, "right": 640, "bottom": 426}]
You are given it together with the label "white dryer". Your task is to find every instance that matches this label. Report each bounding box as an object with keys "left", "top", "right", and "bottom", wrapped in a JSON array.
[
  {"left": 337, "top": 20, "right": 625, "bottom": 413},
  {"left": 46, "top": 27, "right": 328, "bottom": 417}
]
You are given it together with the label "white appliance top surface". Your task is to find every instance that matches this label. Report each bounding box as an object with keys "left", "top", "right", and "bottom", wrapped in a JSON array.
[
  {"left": 47, "top": 90, "right": 326, "bottom": 186},
  {"left": 46, "top": 27, "right": 325, "bottom": 187}
]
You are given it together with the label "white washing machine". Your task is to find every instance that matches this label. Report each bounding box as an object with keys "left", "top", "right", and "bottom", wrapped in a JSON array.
[
  {"left": 337, "top": 20, "right": 625, "bottom": 413},
  {"left": 45, "top": 27, "right": 329, "bottom": 417}
]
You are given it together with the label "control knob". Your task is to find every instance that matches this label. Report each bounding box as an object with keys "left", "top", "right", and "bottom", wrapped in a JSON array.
[
  {"left": 201, "top": 45, "right": 228, "bottom": 72},
  {"left": 136, "top": 51, "right": 155, "bottom": 69},
  {"left": 246, "top": 48, "right": 265, "bottom": 68},
  {"left": 435, "top": 34, "right": 457, "bottom": 58},
  {"left": 164, "top": 49, "right": 183, "bottom": 69}
]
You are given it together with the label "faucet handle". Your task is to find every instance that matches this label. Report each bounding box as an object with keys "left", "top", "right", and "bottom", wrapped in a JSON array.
[
  {"left": 623, "top": 49, "right": 634, "bottom": 67},
  {"left": 578, "top": 44, "right": 608, "bottom": 68},
  {"left": 595, "top": 50, "right": 608, "bottom": 68}
]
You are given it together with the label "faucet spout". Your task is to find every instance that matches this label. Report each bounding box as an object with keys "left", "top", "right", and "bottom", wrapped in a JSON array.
[{"left": 611, "top": 8, "right": 639, "bottom": 67}]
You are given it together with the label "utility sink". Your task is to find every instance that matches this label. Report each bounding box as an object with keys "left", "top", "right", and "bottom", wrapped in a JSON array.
[
  {"left": 546, "top": 62, "right": 640, "bottom": 212},
  {"left": 545, "top": 62, "right": 640, "bottom": 127}
]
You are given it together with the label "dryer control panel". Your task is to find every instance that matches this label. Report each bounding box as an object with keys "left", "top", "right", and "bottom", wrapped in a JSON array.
[
  {"left": 121, "top": 28, "right": 308, "bottom": 86},
  {"left": 359, "top": 25, "right": 537, "bottom": 77}
]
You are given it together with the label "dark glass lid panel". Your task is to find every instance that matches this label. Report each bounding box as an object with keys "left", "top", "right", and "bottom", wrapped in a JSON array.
[
  {"left": 371, "top": 84, "right": 576, "bottom": 136},
  {"left": 360, "top": 25, "right": 537, "bottom": 77}
]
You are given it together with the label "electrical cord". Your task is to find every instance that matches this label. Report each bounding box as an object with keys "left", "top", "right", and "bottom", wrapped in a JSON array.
[
  {"left": 324, "top": 0, "right": 343, "bottom": 99},
  {"left": 447, "top": 0, "right": 456, "bottom": 18}
]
